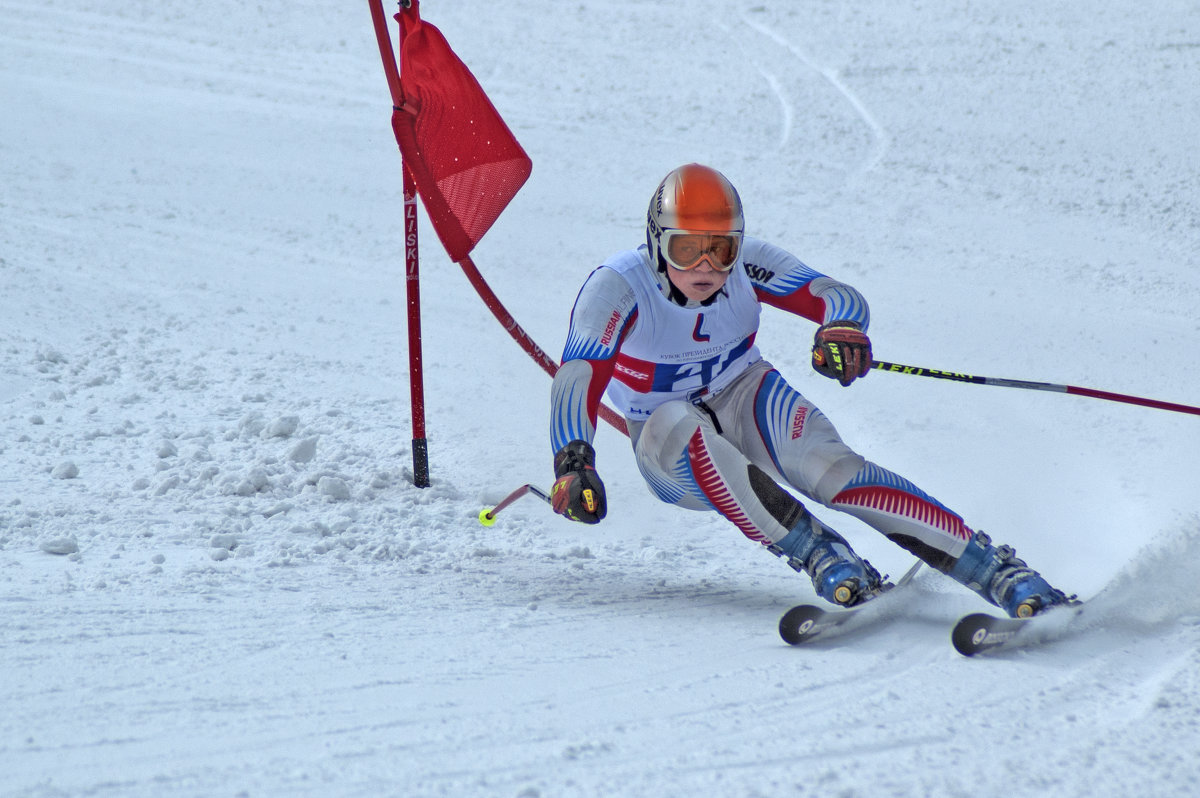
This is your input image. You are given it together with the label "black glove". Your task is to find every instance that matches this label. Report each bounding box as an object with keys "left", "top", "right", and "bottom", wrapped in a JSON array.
[
  {"left": 551, "top": 440, "right": 607, "bottom": 524},
  {"left": 812, "top": 321, "right": 872, "bottom": 386}
]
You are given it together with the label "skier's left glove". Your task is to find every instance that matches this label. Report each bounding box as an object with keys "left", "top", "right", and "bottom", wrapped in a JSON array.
[
  {"left": 812, "top": 320, "right": 872, "bottom": 386},
  {"left": 551, "top": 440, "right": 607, "bottom": 524}
]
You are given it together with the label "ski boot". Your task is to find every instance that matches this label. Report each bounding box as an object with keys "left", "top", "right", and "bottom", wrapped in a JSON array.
[
  {"left": 768, "top": 512, "right": 883, "bottom": 607},
  {"left": 949, "top": 531, "right": 1073, "bottom": 618}
]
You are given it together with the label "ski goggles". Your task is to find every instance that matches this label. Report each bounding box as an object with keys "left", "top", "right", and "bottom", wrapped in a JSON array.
[{"left": 662, "top": 230, "right": 742, "bottom": 272}]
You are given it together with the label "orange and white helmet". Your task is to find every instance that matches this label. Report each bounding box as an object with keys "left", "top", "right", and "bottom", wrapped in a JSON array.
[{"left": 646, "top": 164, "right": 744, "bottom": 273}]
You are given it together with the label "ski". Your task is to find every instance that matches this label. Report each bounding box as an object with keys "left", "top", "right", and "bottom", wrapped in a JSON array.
[
  {"left": 952, "top": 603, "right": 1084, "bottom": 657},
  {"left": 951, "top": 613, "right": 1029, "bottom": 656},
  {"left": 778, "top": 560, "right": 922, "bottom": 645}
]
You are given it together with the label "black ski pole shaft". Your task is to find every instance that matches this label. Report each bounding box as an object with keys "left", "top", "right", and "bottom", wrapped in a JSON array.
[
  {"left": 479, "top": 483, "right": 551, "bottom": 526},
  {"left": 872, "top": 360, "right": 1200, "bottom": 417}
]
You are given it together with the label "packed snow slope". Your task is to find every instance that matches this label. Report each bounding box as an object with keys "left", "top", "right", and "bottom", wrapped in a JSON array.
[{"left": 3, "top": 2, "right": 1199, "bottom": 796}]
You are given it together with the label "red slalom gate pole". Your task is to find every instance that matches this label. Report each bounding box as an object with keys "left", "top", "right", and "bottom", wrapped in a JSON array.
[
  {"left": 369, "top": 0, "right": 430, "bottom": 486},
  {"left": 370, "top": 0, "right": 627, "bottom": 501},
  {"left": 404, "top": 165, "right": 430, "bottom": 486}
]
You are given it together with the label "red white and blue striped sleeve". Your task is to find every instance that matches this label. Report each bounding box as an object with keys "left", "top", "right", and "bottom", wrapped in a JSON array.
[
  {"left": 741, "top": 237, "right": 870, "bottom": 329},
  {"left": 550, "top": 267, "right": 637, "bottom": 453}
]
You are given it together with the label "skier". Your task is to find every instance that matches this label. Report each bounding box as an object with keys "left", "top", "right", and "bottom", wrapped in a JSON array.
[{"left": 548, "top": 163, "right": 1073, "bottom": 619}]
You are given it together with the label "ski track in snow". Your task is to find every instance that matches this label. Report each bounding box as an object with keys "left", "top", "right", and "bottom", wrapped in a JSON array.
[
  {"left": 739, "top": 13, "right": 890, "bottom": 177},
  {"left": 3, "top": 1, "right": 1200, "bottom": 796}
]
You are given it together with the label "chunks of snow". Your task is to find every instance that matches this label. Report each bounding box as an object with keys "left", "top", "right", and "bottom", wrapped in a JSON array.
[
  {"left": 317, "top": 476, "right": 351, "bottom": 501},
  {"left": 40, "top": 537, "right": 79, "bottom": 555},
  {"left": 51, "top": 461, "right": 79, "bottom": 479},
  {"left": 288, "top": 436, "right": 318, "bottom": 463},
  {"left": 262, "top": 415, "right": 300, "bottom": 439},
  {"left": 210, "top": 534, "right": 239, "bottom": 551}
]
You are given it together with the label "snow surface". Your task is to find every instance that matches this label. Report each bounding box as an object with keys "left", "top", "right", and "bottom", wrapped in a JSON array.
[{"left": 3, "top": 1, "right": 1200, "bottom": 796}]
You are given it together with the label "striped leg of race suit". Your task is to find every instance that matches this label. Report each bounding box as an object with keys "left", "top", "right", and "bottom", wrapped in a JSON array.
[
  {"left": 631, "top": 361, "right": 976, "bottom": 573},
  {"left": 632, "top": 400, "right": 807, "bottom": 544},
  {"left": 745, "top": 364, "right": 975, "bottom": 572},
  {"left": 825, "top": 463, "right": 974, "bottom": 572}
]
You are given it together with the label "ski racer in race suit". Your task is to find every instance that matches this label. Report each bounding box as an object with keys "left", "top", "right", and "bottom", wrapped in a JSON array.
[{"left": 548, "top": 163, "right": 1072, "bottom": 618}]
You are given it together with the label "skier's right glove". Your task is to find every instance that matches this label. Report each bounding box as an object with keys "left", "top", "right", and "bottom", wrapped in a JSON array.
[{"left": 551, "top": 440, "right": 607, "bottom": 524}]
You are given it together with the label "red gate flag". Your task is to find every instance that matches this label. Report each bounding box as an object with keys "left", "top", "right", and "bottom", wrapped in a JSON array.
[{"left": 392, "top": 0, "right": 532, "bottom": 262}]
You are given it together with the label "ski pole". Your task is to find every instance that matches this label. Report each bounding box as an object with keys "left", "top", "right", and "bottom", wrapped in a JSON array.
[
  {"left": 478, "top": 483, "right": 552, "bottom": 526},
  {"left": 872, "top": 360, "right": 1200, "bottom": 417}
]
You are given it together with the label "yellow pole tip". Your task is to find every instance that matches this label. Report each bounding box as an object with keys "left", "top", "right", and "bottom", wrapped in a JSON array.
[{"left": 478, "top": 508, "right": 496, "bottom": 527}]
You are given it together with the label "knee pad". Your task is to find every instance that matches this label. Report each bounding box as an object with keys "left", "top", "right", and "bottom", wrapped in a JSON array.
[{"left": 811, "top": 452, "right": 868, "bottom": 505}]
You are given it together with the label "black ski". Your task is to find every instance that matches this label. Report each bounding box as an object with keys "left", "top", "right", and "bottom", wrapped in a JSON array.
[
  {"left": 952, "top": 603, "right": 1084, "bottom": 657},
  {"left": 778, "top": 560, "right": 922, "bottom": 646}
]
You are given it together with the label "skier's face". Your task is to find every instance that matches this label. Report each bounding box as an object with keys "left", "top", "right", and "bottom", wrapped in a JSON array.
[{"left": 665, "top": 258, "right": 729, "bottom": 302}]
